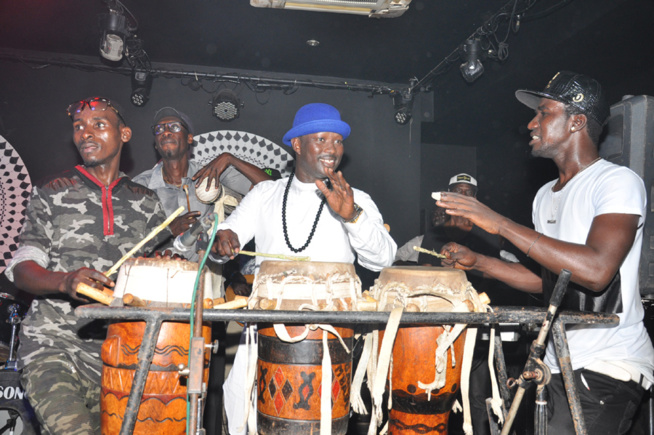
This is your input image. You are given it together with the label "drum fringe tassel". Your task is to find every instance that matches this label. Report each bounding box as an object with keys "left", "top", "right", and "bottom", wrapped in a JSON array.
[
  {"left": 368, "top": 306, "right": 404, "bottom": 435},
  {"left": 350, "top": 280, "right": 493, "bottom": 435},
  {"left": 321, "top": 330, "right": 333, "bottom": 435},
  {"left": 244, "top": 262, "right": 361, "bottom": 434},
  {"left": 241, "top": 324, "right": 258, "bottom": 435},
  {"left": 487, "top": 309, "right": 505, "bottom": 424}
]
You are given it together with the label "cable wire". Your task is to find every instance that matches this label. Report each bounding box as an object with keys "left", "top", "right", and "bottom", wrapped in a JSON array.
[{"left": 186, "top": 212, "right": 220, "bottom": 434}]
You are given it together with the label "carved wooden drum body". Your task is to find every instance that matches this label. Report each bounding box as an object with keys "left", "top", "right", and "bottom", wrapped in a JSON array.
[
  {"left": 100, "top": 258, "right": 212, "bottom": 435},
  {"left": 372, "top": 266, "right": 479, "bottom": 435},
  {"left": 250, "top": 260, "right": 361, "bottom": 435}
]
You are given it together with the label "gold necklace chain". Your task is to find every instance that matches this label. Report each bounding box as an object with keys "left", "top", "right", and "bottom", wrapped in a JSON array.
[
  {"left": 578, "top": 156, "right": 602, "bottom": 175},
  {"left": 548, "top": 157, "right": 602, "bottom": 224}
]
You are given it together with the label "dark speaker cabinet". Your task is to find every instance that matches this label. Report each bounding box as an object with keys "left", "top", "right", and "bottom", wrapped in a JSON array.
[{"left": 599, "top": 95, "right": 654, "bottom": 297}]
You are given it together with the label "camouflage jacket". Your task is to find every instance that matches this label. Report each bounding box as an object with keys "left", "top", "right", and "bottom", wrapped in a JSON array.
[{"left": 5, "top": 165, "right": 172, "bottom": 368}]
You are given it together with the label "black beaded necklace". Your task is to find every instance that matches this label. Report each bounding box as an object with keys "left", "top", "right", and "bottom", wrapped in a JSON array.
[{"left": 282, "top": 170, "right": 326, "bottom": 253}]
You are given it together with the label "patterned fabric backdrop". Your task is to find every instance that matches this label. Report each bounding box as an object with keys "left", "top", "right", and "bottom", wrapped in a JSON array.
[
  {"left": 191, "top": 130, "right": 294, "bottom": 177},
  {"left": 0, "top": 135, "right": 32, "bottom": 274}
]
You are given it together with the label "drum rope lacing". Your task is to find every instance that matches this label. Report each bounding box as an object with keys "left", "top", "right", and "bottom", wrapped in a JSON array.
[
  {"left": 351, "top": 279, "right": 491, "bottom": 435},
  {"left": 244, "top": 267, "right": 361, "bottom": 435}
]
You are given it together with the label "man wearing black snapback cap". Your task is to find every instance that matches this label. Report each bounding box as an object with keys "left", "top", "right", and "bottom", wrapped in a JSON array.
[{"left": 437, "top": 72, "right": 654, "bottom": 434}]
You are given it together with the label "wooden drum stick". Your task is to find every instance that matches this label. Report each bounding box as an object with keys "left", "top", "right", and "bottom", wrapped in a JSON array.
[
  {"left": 238, "top": 250, "right": 310, "bottom": 262},
  {"left": 211, "top": 296, "right": 248, "bottom": 310},
  {"left": 183, "top": 184, "right": 192, "bottom": 212},
  {"left": 75, "top": 282, "right": 114, "bottom": 306},
  {"left": 104, "top": 206, "right": 185, "bottom": 277},
  {"left": 412, "top": 246, "right": 446, "bottom": 259}
]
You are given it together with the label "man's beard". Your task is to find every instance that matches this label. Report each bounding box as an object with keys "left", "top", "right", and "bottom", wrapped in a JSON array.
[
  {"left": 160, "top": 148, "right": 178, "bottom": 159},
  {"left": 83, "top": 160, "right": 100, "bottom": 168}
]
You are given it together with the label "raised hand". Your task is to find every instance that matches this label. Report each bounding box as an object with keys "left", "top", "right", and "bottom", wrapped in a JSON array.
[
  {"left": 436, "top": 192, "right": 506, "bottom": 235},
  {"left": 316, "top": 168, "right": 356, "bottom": 221},
  {"left": 192, "top": 153, "right": 232, "bottom": 191}
]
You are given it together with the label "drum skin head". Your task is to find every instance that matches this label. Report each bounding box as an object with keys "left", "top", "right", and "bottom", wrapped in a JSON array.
[
  {"left": 112, "top": 258, "right": 211, "bottom": 305},
  {"left": 378, "top": 266, "right": 470, "bottom": 293}
]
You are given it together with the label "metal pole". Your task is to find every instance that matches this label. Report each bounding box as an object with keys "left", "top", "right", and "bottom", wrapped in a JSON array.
[
  {"left": 188, "top": 264, "right": 206, "bottom": 435},
  {"left": 76, "top": 305, "right": 619, "bottom": 327},
  {"left": 534, "top": 385, "right": 547, "bottom": 435},
  {"left": 492, "top": 328, "right": 512, "bottom": 411},
  {"left": 501, "top": 269, "right": 571, "bottom": 435},
  {"left": 551, "top": 320, "right": 586, "bottom": 435},
  {"left": 73, "top": 298, "right": 619, "bottom": 434}
]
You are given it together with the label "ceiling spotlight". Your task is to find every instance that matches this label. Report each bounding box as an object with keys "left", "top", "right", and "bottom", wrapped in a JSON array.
[
  {"left": 393, "top": 90, "right": 414, "bottom": 125},
  {"left": 130, "top": 69, "right": 152, "bottom": 107},
  {"left": 98, "top": 0, "right": 138, "bottom": 62},
  {"left": 212, "top": 89, "right": 243, "bottom": 121},
  {"left": 460, "top": 39, "right": 484, "bottom": 83},
  {"left": 99, "top": 9, "right": 127, "bottom": 61}
]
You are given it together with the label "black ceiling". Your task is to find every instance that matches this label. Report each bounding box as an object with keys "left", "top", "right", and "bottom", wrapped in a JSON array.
[
  {"left": 0, "top": 0, "right": 512, "bottom": 84},
  {"left": 1, "top": 0, "right": 653, "bottom": 137}
]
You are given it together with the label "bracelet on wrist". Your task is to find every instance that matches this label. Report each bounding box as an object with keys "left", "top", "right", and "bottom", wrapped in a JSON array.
[
  {"left": 526, "top": 232, "right": 542, "bottom": 258},
  {"left": 344, "top": 203, "right": 364, "bottom": 224}
]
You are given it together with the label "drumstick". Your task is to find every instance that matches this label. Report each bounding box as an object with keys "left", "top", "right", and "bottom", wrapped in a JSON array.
[
  {"left": 211, "top": 296, "right": 248, "bottom": 310},
  {"left": 182, "top": 184, "right": 192, "bottom": 212},
  {"left": 104, "top": 206, "right": 185, "bottom": 277},
  {"left": 76, "top": 282, "right": 114, "bottom": 305},
  {"left": 412, "top": 246, "right": 446, "bottom": 259},
  {"left": 123, "top": 293, "right": 147, "bottom": 307},
  {"left": 238, "top": 250, "right": 310, "bottom": 262}
]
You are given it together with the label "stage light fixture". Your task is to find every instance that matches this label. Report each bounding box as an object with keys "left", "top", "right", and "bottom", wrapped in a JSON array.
[
  {"left": 393, "top": 90, "right": 414, "bottom": 125},
  {"left": 460, "top": 39, "right": 484, "bottom": 83},
  {"left": 212, "top": 90, "right": 243, "bottom": 121},
  {"left": 98, "top": 0, "right": 138, "bottom": 62},
  {"left": 99, "top": 9, "right": 127, "bottom": 61},
  {"left": 130, "top": 69, "right": 152, "bottom": 107}
]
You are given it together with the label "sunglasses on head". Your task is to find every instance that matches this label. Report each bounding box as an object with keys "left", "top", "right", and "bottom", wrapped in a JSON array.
[
  {"left": 151, "top": 121, "right": 187, "bottom": 136},
  {"left": 66, "top": 97, "right": 125, "bottom": 123}
]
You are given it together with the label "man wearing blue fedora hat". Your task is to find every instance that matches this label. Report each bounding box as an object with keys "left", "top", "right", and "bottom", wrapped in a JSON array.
[
  {"left": 214, "top": 102, "right": 397, "bottom": 434},
  {"left": 214, "top": 102, "right": 395, "bottom": 269}
]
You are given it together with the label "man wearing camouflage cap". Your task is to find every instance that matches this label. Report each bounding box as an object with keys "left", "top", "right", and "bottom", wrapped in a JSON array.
[{"left": 437, "top": 72, "right": 654, "bottom": 434}]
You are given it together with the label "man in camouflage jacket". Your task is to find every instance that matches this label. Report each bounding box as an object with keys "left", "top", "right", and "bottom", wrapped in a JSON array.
[{"left": 5, "top": 97, "right": 173, "bottom": 434}]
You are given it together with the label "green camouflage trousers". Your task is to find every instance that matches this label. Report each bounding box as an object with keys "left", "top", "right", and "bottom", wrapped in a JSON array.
[{"left": 21, "top": 353, "right": 101, "bottom": 434}]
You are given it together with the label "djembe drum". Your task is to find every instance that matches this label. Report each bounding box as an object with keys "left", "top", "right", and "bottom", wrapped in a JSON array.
[
  {"left": 100, "top": 258, "right": 213, "bottom": 435},
  {"left": 371, "top": 266, "right": 484, "bottom": 434},
  {"left": 249, "top": 260, "right": 361, "bottom": 434}
]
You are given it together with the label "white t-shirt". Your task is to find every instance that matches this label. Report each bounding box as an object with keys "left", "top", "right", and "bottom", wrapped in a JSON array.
[{"left": 533, "top": 159, "right": 654, "bottom": 381}]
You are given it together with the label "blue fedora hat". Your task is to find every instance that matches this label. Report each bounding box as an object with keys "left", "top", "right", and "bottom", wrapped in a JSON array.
[{"left": 282, "top": 103, "right": 351, "bottom": 146}]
